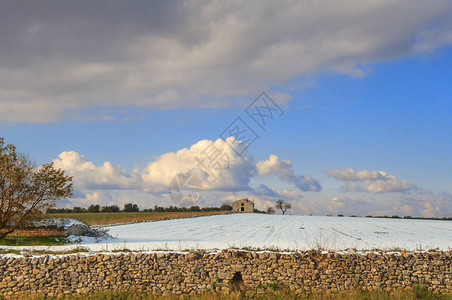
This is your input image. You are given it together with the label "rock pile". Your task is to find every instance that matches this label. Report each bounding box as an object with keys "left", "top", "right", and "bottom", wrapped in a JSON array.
[{"left": 32, "top": 218, "right": 110, "bottom": 240}]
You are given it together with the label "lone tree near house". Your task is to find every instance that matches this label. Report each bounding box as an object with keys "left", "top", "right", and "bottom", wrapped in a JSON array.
[
  {"left": 0, "top": 138, "right": 73, "bottom": 239},
  {"left": 275, "top": 199, "right": 291, "bottom": 215}
]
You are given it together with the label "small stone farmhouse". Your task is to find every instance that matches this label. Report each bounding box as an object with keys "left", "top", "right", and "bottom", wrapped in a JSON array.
[{"left": 232, "top": 198, "right": 254, "bottom": 213}]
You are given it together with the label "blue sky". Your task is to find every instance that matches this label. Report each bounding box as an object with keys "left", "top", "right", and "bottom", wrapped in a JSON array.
[{"left": 1, "top": 1, "right": 452, "bottom": 217}]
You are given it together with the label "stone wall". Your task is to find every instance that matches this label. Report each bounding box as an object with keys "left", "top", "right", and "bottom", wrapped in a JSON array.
[{"left": 0, "top": 250, "right": 451, "bottom": 297}]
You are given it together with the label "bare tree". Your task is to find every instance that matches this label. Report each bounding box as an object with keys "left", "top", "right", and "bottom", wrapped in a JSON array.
[
  {"left": 0, "top": 138, "right": 73, "bottom": 239},
  {"left": 275, "top": 199, "right": 292, "bottom": 215}
]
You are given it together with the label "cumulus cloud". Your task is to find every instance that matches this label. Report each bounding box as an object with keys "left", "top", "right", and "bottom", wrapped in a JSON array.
[
  {"left": 257, "top": 154, "right": 321, "bottom": 191},
  {"left": 53, "top": 151, "right": 142, "bottom": 190},
  {"left": 142, "top": 138, "right": 255, "bottom": 192},
  {"left": 325, "top": 168, "right": 413, "bottom": 193},
  {"left": 1, "top": 1, "right": 452, "bottom": 121}
]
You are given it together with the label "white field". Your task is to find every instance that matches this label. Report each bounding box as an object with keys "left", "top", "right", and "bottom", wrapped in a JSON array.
[
  {"left": 3, "top": 214, "right": 451, "bottom": 253},
  {"left": 102, "top": 214, "right": 452, "bottom": 251}
]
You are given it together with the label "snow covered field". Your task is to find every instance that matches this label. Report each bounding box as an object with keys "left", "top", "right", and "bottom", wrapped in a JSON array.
[
  {"left": 3, "top": 214, "right": 451, "bottom": 253},
  {"left": 102, "top": 214, "right": 452, "bottom": 251}
]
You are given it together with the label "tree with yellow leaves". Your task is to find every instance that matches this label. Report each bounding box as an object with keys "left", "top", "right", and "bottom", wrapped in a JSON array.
[{"left": 0, "top": 138, "right": 73, "bottom": 239}]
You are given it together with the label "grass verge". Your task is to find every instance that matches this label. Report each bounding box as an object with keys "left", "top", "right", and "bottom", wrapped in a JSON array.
[
  {"left": 0, "top": 235, "right": 69, "bottom": 246},
  {"left": 0, "top": 246, "right": 90, "bottom": 256},
  {"left": 9, "top": 286, "right": 452, "bottom": 300}
]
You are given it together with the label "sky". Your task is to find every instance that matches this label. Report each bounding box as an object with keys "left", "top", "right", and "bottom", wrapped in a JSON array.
[{"left": 1, "top": 0, "right": 452, "bottom": 217}]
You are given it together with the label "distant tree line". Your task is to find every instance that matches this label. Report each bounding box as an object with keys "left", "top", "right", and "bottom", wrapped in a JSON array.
[
  {"left": 334, "top": 214, "right": 452, "bottom": 221},
  {"left": 143, "top": 205, "right": 225, "bottom": 213},
  {"left": 46, "top": 203, "right": 234, "bottom": 214},
  {"left": 47, "top": 199, "right": 297, "bottom": 215},
  {"left": 367, "top": 215, "right": 452, "bottom": 221}
]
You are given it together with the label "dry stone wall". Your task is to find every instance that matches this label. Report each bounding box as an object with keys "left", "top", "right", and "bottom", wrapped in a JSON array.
[{"left": 0, "top": 250, "right": 451, "bottom": 297}]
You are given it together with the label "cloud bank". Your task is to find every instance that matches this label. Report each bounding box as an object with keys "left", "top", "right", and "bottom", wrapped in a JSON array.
[
  {"left": 52, "top": 147, "right": 451, "bottom": 217},
  {"left": 1, "top": 1, "right": 452, "bottom": 121},
  {"left": 53, "top": 138, "right": 319, "bottom": 208}
]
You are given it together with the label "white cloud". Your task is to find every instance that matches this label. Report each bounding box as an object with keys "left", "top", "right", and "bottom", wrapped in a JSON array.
[
  {"left": 142, "top": 138, "right": 255, "bottom": 192},
  {"left": 53, "top": 151, "right": 142, "bottom": 190},
  {"left": 257, "top": 154, "right": 321, "bottom": 191},
  {"left": 325, "top": 168, "right": 390, "bottom": 181},
  {"left": 325, "top": 168, "right": 413, "bottom": 193},
  {"left": 256, "top": 154, "right": 292, "bottom": 178},
  {"left": 1, "top": 1, "right": 452, "bottom": 122}
]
